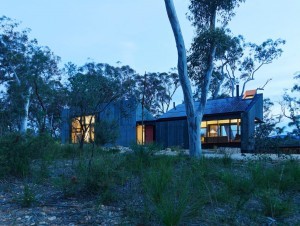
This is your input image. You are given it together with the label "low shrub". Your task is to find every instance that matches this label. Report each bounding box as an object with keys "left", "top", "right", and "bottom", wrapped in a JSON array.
[
  {"left": 76, "top": 153, "right": 127, "bottom": 199},
  {"left": 260, "top": 189, "right": 292, "bottom": 218},
  {"left": 142, "top": 157, "right": 204, "bottom": 225},
  {"left": 94, "top": 120, "right": 119, "bottom": 146},
  {"left": 129, "top": 143, "right": 162, "bottom": 173},
  {"left": 0, "top": 132, "right": 62, "bottom": 178},
  {"left": 0, "top": 133, "right": 31, "bottom": 177},
  {"left": 53, "top": 174, "right": 80, "bottom": 198},
  {"left": 20, "top": 184, "right": 35, "bottom": 207}
]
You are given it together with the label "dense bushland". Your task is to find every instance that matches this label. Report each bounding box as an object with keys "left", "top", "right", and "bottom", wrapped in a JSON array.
[{"left": 0, "top": 135, "right": 299, "bottom": 225}]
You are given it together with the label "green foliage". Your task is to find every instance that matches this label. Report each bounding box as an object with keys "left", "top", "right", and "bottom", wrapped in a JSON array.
[
  {"left": 143, "top": 159, "right": 173, "bottom": 204},
  {"left": 0, "top": 133, "right": 31, "bottom": 177},
  {"left": 0, "top": 16, "right": 63, "bottom": 135},
  {"left": 94, "top": 120, "right": 119, "bottom": 146},
  {"left": 133, "top": 70, "right": 179, "bottom": 116},
  {"left": 59, "top": 144, "right": 78, "bottom": 159},
  {"left": 255, "top": 98, "right": 282, "bottom": 152},
  {"left": 283, "top": 160, "right": 300, "bottom": 191},
  {"left": 53, "top": 174, "right": 79, "bottom": 198},
  {"left": 221, "top": 153, "right": 233, "bottom": 166},
  {"left": 218, "top": 171, "right": 254, "bottom": 211},
  {"left": 129, "top": 143, "right": 162, "bottom": 172},
  {"left": 187, "top": 0, "right": 285, "bottom": 99},
  {"left": 260, "top": 189, "right": 292, "bottom": 218},
  {"left": 281, "top": 74, "right": 300, "bottom": 136},
  {"left": 0, "top": 136, "right": 299, "bottom": 224},
  {"left": 154, "top": 168, "right": 204, "bottom": 226},
  {"left": 142, "top": 157, "right": 204, "bottom": 225},
  {"left": 76, "top": 153, "right": 127, "bottom": 197},
  {"left": 250, "top": 160, "right": 300, "bottom": 193},
  {"left": 0, "top": 133, "right": 59, "bottom": 178},
  {"left": 21, "top": 184, "right": 35, "bottom": 207},
  {"left": 188, "top": 0, "right": 246, "bottom": 29}
]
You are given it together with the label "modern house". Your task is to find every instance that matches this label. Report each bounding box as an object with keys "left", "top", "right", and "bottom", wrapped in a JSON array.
[
  {"left": 61, "top": 99, "right": 154, "bottom": 147},
  {"left": 61, "top": 91, "right": 263, "bottom": 153},
  {"left": 156, "top": 91, "right": 263, "bottom": 152}
]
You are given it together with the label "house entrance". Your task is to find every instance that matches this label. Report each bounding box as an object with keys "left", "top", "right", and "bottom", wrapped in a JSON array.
[{"left": 136, "top": 124, "right": 154, "bottom": 144}]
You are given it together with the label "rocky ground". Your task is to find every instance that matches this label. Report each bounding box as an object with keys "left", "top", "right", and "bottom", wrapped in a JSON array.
[
  {"left": 1, "top": 177, "right": 299, "bottom": 226},
  {"left": 0, "top": 178, "right": 124, "bottom": 225}
]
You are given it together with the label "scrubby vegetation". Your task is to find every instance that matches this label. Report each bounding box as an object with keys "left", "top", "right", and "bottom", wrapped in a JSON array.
[{"left": 0, "top": 134, "right": 299, "bottom": 225}]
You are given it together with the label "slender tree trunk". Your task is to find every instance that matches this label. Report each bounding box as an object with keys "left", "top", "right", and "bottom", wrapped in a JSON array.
[
  {"left": 231, "top": 79, "right": 235, "bottom": 97},
  {"left": 164, "top": 0, "right": 201, "bottom": 157},
  {"left": 212, "top": 73, "right": 225, "bottom": 99},
  {"left": 20, "top": 87, "right": 32, "bottom": 134}
]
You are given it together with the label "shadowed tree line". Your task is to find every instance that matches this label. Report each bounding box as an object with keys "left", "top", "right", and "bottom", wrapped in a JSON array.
[
  {"left": 0, "top": 16, "right": 180, "bottom": 137},
  {"left": 0, "top": 0, "right": 298, "bottom": 156}
]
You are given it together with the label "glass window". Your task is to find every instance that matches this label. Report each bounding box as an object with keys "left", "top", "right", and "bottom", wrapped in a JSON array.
[
  {"left": 71, "top": 115, "right": 95, "bottom": 143},
  {"left": 208, "top": 125, "right": 218, "bottom": 137},
  {"left": 201, "top": 127, "right": 207, "bottom": 142},
  {"left": 200, "top": 118, "right": 241, "bottom": 143}
]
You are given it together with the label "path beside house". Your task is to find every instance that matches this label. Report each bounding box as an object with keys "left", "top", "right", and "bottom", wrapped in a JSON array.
[{"left": 115, "top": 145, "right": 300, "bottom": 161}]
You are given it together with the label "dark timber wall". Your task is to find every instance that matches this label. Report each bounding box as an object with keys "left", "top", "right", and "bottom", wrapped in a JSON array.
[
  {"left": 98, "top": 101, "right": 137, "bottom": 147},
  {"left": 241, "top": 94, "right": 263, "bottom": 152},
  {"left": 61, "top": 100, "right": 148, "bottom": 147},
  {"left": 61, "top": 108, "right": 70, "bottom": 144},
  {"left": 156, "top": 94, "right": 263, "bottom": 152},
  {"left": 156, "top": 119, "right": 189, "bottom": 148}
]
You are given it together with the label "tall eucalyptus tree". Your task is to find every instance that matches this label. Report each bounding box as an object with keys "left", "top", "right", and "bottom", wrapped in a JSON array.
[{"left": 164, "top": 0, "right": 245, "bottom": 156}]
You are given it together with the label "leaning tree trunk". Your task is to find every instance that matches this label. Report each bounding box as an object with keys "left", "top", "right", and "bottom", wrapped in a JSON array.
[
  {"left": 20, "top": 87, "right": 32, "bottom": 134},
  {"left": 164, "top": 0, "right": 201, "bottom": 157}
]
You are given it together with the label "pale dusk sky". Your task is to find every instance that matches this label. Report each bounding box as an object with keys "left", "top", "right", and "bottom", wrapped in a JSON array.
[{"left": 2, "top": 0, "right": 300, "bottom": 125}]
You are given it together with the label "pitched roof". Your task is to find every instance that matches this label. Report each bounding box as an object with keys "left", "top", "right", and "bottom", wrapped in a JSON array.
[{"left": 158, "top": 95, "right": 261, "bottom": 120}]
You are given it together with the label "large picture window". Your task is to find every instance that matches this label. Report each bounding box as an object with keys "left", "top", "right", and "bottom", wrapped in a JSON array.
[
  {"left": 71, "top": 115, "right": 95, "bottom": 143},
  {"left": 201, "top": 119, "right": 241, "bottom": 143}
]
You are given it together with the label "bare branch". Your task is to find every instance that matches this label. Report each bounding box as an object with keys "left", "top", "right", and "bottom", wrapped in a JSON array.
[{"left": 257, "top": 78, "right": 272, "bottom": 91}]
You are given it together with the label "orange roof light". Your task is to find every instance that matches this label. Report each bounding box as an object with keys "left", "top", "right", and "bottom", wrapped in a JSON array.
[{"left": 243, "top": 89, "right": 257, "bottom": 99}]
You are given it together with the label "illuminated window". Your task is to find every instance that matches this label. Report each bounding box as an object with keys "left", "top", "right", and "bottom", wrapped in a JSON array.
[
  {"left": 71, "top": 115, "right": 95, "bottom": 143},
  {"left": 136, "top": 125, "right": 145, "bottom": 144},
  {"left": 200, "top": 119, "right": 241, "bottom": 143}
]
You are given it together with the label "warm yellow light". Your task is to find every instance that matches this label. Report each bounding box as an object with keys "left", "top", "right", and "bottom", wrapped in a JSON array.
[
  {"left": 136, "top": 125, "right": 145, "bottom": 144},
  {"left": 71, "top": 115, "right": 95, "bottom": 143}
]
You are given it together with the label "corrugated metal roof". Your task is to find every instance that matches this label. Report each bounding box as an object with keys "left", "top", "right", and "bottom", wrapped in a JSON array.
[{"left": 158, "top": 96, "right": 255, "bottom": 120}]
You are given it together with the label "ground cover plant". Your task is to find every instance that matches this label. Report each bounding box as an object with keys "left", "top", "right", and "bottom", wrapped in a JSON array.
[{"left": 0, "top": 135, "right": 299, "bottom": 225}]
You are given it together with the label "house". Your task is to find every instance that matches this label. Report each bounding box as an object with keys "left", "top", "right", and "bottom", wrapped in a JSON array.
[
  {"left": 61, "top": 92, "right": 263, "bottom": 153},
  {"left": 61, "top": 99, "right": 154, "bottom": 147},
  {"left": 155, "top": 91, "right": 263, "bottom": 152}
]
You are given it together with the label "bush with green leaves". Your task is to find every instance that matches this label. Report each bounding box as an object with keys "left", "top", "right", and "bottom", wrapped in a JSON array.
[
  {"left": 128, "top": 143, "right": 162, "bottom": 173},
  {"left": 0, "top": 132, "right": 59, "bottom": 178},
  {"left": 260, "top": 189, "right": 292, "bottom": 218},
  {"left": 94, "top": 120, "right": 119, "bottom": 146},
  {"left": 0, "top": 133, "right": 31, "bottom": 177},
  {"left": 20, "top": 184, "right": 35, "bottom": 207},
  {"left": 53, "top": 174, "right": 80, "bottom": 198},
  {"left": 77, "top": 153, "right": 127, "bottom": 201},
  {"left": 142, "top": 157, "right": 204, "bottom": 225}
]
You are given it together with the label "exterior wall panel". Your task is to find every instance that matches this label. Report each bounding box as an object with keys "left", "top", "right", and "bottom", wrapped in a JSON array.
[
  {"left": 156, "top": 119, "right": 188, "bottom": 149},
  {"left": 61, "top": 100, "right": 137, "bottom": 147}
]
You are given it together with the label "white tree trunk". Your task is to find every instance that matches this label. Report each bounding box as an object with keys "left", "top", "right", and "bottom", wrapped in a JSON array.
[
  {"left": 20, "top": 87, "right": 32, "bottom": 134},
  {"left": 164, "top": 0, "right": 201, "bottom": 157}
]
